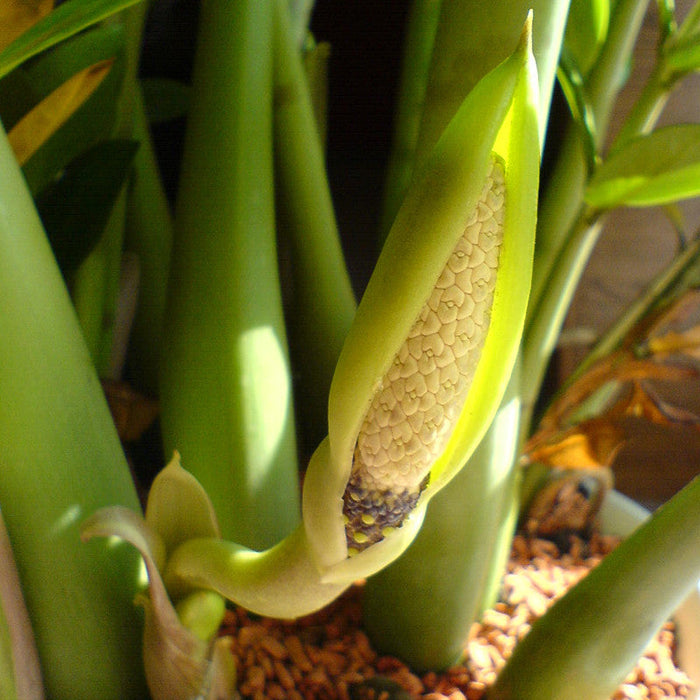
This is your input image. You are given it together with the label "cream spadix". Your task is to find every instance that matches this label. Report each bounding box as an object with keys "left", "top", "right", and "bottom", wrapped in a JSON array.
[
  {"left": 303, "top": 14, "right": 539, "bottom": 582},
  {"left": 111, "top": 16, "right": 539, "bottom": 624}
]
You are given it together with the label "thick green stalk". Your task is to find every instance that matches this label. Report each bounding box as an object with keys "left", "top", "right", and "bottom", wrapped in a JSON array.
[
  {"left": 71, "top": 188, "right": 127, "bottom": 376},
  {"left": 488, "top": 474, "right": 700, "bottom": 700},
  {"left": 522, "top": 0, "right": 651, "bottom": 418},
  {"left": 159, "top": 0, "right": 301, "bottom": 548},
  {"left": 0, "top": 123, "right": 145, "bottom": 699},
  {"left": 378, "top": 0, "right": 442, "bottom": 240},
  {"left": 71, "top": 4, "right": 149, "bottom": 378},
  {"left": 272, "top": 0, "right": 356, "bottom": 450},
  {"left": 123, "top": 83, "right": 174, "bottom": 395},
  {"left": 287, "top": 0, "right": 316, "bottom": 47},
  {"left": 362, "top": 0, "right": 565, "bottom": 670},
  {"left": 521, "top": 213, "right": 604, "bottom": 429},
  {"left": 413, "top": 0, "right": 571, "bottom": 168},
  {"left": 362, "top": 366, "right": 522, "bottom": 672}
]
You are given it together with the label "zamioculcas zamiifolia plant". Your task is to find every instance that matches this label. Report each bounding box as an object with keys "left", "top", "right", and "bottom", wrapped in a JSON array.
[
  {"left": 88, "top": 6, "right": 539, "bottom": 613},
  {"left": 3, "top": 0, "right": 700, "bottom": 699}
]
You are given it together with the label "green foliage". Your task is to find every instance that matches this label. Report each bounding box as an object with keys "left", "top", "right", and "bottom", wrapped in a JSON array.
[
  {"left": 0, "top": 0, "right": 142, "bottom": 79},
  {"left": 563, "top": 0, "right": 610, "bottom": 75},
  {"left": 36, "top": 138, "right": 138, "bottom": 274},
  {"left": 587, "top": 124, "right": 700, "bottom": 208},
  {"left": 3, "top": 0, "right": 700, "bottom": 698},
  {"left": 5, "top": 23, "right": 126, "bottom": 194}
]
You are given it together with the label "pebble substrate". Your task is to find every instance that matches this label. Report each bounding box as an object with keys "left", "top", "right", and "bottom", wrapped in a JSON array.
[{"left": 218, "top": 532, "right": 694, "bottom": 700}]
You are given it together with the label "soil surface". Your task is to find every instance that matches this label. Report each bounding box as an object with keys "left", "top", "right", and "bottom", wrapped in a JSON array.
[{"left": 219, "top": 531, "right": 694, "bottom": 700}]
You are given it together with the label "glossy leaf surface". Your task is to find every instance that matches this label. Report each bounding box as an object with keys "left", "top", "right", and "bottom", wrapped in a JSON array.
[
  {"left": 586, "top": 125, "right": 700, "bottom": 208},
  {"left": 0, "top": 0, "right": 142, "bottom": 78},
  {"left": 563, "top": 0, "right": 610, "bottom": 75}
]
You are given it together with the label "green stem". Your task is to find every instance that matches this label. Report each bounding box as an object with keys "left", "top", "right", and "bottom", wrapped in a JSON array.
[
  {"left": 565, "top": 234, "right": 700, "bottom": 387},
  {"left": 522, "top": 0, "right": 652, "bottom": 426},
  {"left": 164, "top": 523, "right": 349, "bottom": 620},
  {"left": 611, "top": 61, "right": 671, "bottom": 148},
  {"left": 378, "top": 0, "right": 442, "bottom": 241},
  {"left": 521, "top": 213, "right": 604, "bottom": 427},
  {"left": 528, "top": 0, "right": 651, "bottom": 321},
  {"left": 361, "top": 0, "right": 564, "bottom": 670},
  {"left": 71, "top": 4, "right": 149, "bottom": 378},
  {"left": 302, "top": 39, "right": 331, "bottom": 146},
  {"left": 272, "top": 0, "right": 356, "bottom": 451},
  {"left": 488, "top": 474, "right": 700, "bottom": 700},
  {"left": 0, "top": 122, "right": 145, "bottom": 700},
  {"left": 159, "top": 0, "right": 301, "bottom": 548},
  {"left": 362, "top": 367, "right": 522, "bottom": 672},
  {"left": 72, "top": 188, "right": 128, "bottom": 377},
  {"left": 286, "top": 0, "right": 316, "bottom": 47},
  {"left": 123, "top": 83, "right": 174, "bottom": 394}
]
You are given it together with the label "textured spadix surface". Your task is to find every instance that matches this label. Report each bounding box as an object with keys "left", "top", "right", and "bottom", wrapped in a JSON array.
[
  {"left": 344, "top": 156, "right": 506, "bottom": 552},
  {"left": 303, "top": 18, "right": 539, "bottom": 584},
  {"left": 125, "top": 19, "right": 539, "bottom": 622}
]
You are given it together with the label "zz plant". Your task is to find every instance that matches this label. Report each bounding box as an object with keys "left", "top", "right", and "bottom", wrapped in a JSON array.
[{"left": 1, "top": 1, "right": 700, "bottom": 699}]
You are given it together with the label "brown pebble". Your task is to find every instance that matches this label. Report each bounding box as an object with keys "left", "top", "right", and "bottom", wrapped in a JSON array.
[
  {"left": 285, "top": 634, "right": 314, "bottom": 672},
  {"left": 274, "top": 659, "right": 295, "bottom": 690},
  {"left": 261, "top": 634, "right": 288, "bottom": 660},
  {"left": 224, "top": 530, "right": 693, "bottom": 700}
]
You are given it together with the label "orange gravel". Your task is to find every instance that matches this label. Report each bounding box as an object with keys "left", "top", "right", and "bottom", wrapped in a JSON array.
[{"left": 218, "top": 532, "right": 694, "bottom": 700}]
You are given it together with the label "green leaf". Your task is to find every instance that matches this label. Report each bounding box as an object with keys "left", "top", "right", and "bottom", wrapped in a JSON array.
[
  {"left": 0, "top": 0, "right": 53, "bottom": 55},
  {"left": 81, "top": 506, "right": 235, "bottom": 700},
  {"left": 663, "top": 0, "right": 700, "bottom": 74},
  {"left": 585, "top": 124, "right": 700, "bottom": 208},
  {"left": 9, "top": 58, "right": 114, "bottom": 166},
  {"left": 35, "top": 138, "right": 138, "bottom": 275},
  {"left": 145, "top": 453, "right": 221, "bottom": 558},
  {"left": 140, "top": 77, "right": 190, "bottom": 124},
  {"left": 563, "top": 0, "right": 610, "bottom": 76},
  {"left": 0, "top": 0, "right": 143, "bottom": 79},
  {"left": 0, "top": 64, "right": 39, "bottom": 130},
  {"left": 18, "top": 22, "right": 127, "bottom": 194},
  {"left": 664, "top": 35, "right": 700, "bottom": 74},
  {"left": 488, "top": 475, "right": 700, "bottom": 700}
]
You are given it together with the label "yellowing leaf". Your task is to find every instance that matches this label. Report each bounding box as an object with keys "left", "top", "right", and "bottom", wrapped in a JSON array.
[
  {"left": 642, "top": 289, "right": 700, "bottom": 360},
  {"left": 0, "top": 0, "right": 53, "bottom": 53},
  {"left": 618, "top": 380, "right": 700, "bottom": 427},
  {"left": 8, "top": 57, "right": 113, "bottom": 165},
  {"left": 526, "top": 420, "right": 625, "bottom": 471}
]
